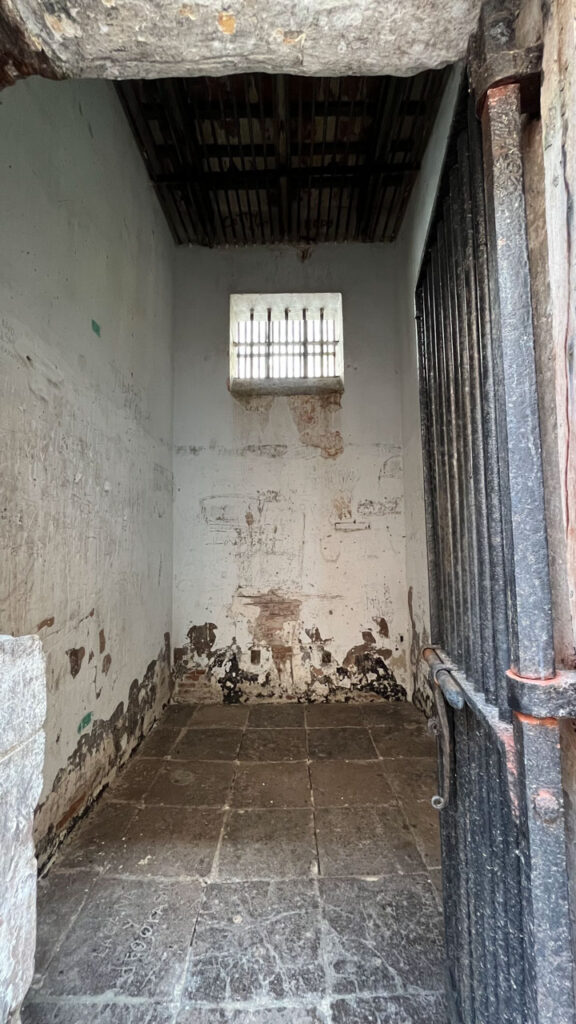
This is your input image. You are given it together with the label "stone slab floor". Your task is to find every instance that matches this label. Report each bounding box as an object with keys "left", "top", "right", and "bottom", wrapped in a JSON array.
[{"left": 23, "top": 701, "right": 446, "bottom": 1024}]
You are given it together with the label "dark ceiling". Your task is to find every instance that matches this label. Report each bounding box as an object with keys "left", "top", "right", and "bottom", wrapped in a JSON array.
[{"left": 117, "top": 70, "right": 448, "bottom": 247}]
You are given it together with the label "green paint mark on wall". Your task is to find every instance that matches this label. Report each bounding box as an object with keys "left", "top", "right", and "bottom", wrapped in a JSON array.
[
  {"left": 91, "top": 319, "right": 101, "bottom": 336},
  {"left": 78, "top": 711, "right": 92, "bottom": 734}
]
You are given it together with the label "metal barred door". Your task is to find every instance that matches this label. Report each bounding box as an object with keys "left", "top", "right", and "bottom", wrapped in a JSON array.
[{"left": 416, "top": 88, "right": 576, "bottom": 1024}]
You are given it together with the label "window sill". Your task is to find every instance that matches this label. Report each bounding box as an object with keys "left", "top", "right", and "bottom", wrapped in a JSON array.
[{"left": 229, "top": 377, "right": 344, "bottom": 397}]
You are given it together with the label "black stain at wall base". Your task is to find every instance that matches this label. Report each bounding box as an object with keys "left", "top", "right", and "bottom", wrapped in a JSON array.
[{"left": 35, "top": 633, "right": 172, "bottom": 869}]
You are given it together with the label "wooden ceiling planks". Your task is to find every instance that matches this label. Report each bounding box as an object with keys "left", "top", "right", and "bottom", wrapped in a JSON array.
[{"left": 117, "top": 69, "right": 449, "bottom": 247}]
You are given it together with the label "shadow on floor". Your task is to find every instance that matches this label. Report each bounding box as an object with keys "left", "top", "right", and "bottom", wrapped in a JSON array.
[{"left": 24, "top": 701, "right": 446, "bottom": 1023}]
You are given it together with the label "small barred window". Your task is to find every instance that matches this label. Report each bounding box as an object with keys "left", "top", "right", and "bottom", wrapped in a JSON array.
[{"left": 229, "top": 293, "right": 344, "bottom": 394}]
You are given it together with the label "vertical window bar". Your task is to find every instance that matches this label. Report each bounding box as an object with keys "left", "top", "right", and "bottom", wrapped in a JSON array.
[
  {"left": 284, "top": 308, "right": 289, "bottom": 379},
  {"left": 266, "top": 306, "right": 272, "bottom": 379},
  {"left": 320, "top": 307, "right": 325, "bottom": 377},
  {"left": 303, "top": 307, "right": 308, "bottom": 379},
  {"left": 249, "top": 308, "right": 254, "bottom": 380}
]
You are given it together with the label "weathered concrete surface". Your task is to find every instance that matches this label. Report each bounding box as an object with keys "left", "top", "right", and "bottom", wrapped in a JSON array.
[
  {"left": 173, "top": 244, "right": 411, "bottom": 704},
  {"left": 0, "top": 635, "right": 45, "bottom": 1023},
  {"left": 0, "top": 79, "right": 174, "bottom": 862},
  {"left": 3, "top": 0, "right": 483, "bottom": 79}
]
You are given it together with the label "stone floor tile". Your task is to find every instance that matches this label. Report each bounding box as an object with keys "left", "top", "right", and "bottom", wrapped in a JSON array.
[
  {"left": 57, "top": 798, "right": 140, "bottom": 873},
  {"left": 171, "top": 728, "right": 243, "bottom": 761},
  {"left": 319, "top": 875, "right": 445, "bottom": 996},
  {"left": 330, "top": 993, "right": 448, "bottom": 1023},
  {"left": 401, "top": 798, "right": 442, "bottom": 868},
  {"left": 23, "top": 1003, "right": 177, "bottom": 1024},
  {"left": 248, "top": 704, "right": 306, "bottom": 728},
  {"left": 108, "top": 757, "right": 162, "bottom": 802},
  {"left": 39, "top": 876, "right": 202, "bottom": 998},
  {"left": 182, "top": 879, "right": 325, "bottom": 1003},
  {"left": 370, "top": 720, "right": 437, "bottom": 759},
  {"left": 190, "top": 704, "right": 250, "bottom": 727},
  {"left": 239, "top": 728, "right": 307, "bottom": 762},
  {"left": 138, "top": 726, "right": 183, "bottom": 758},
  {"left": 177, "top": 1007, "right": 328, "bottom": 1023},
  {"left": 428, "top": 867, "right": 444, "bottom": 906},
  {"left": 385, "top": 758, "right": 438, "bottom": 803},
  {"left": 231, "top": 763, "right": 311, "bottom": 808},
  {"left": 315, "top": 806, "right": 424, "bottom": 876},
  {"left": 107, "top": 804, "right": 224, "bottom": 878},
  {"left": 305, "top": 704, "right": 364, "bottom": 727},
  {"left": 32, "top": 871, "right": 96, "bottom": 979},
  {"left": 360, "top": 702, "right": 424, "bottom": 726},
  {"left": 161, "top": 703, "right": 199, "bottom": 727},
  {"left": 307, "top": 728, "right": 378, "bottom": 761},
  {"left": 144, "top": 761, "right": 235, "bottom": 807},
  {"left": 311, "top": 761, "right": 395, "bottom": 807},
  {"left": 217, "top": 808, "right": 317, "bottom": 880}
]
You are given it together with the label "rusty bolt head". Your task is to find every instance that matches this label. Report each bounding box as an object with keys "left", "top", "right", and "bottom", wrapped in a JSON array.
[{"left": 533, "top": 789, "right": 562, "bottom": 824}]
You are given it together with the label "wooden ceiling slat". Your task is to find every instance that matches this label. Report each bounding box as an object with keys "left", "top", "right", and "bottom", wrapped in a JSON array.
[{"left": 116, "top": 69, "right": 448, "bottom": 247}]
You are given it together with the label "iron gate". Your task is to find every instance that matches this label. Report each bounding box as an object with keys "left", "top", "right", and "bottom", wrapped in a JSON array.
[{"left": 416, "top": 86, "right": 576, "bottom": 1023}]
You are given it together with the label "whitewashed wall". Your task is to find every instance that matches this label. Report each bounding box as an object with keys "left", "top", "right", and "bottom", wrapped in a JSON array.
[
  {"left": 395, "top": 66, "right": 463, "bottom": 710},
  {"left": 0, "top": 79, "right": 174, "bottom": 862},
  {"left": 173, "top": 244, "right": 411, "bottom": 704}
]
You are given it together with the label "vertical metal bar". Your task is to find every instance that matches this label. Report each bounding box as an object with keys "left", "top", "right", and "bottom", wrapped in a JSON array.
[
  {"left": 467, "top": 100, "right": 511, "bottom": 718},
  {"left": 480, "top": 84, "right": 554, "bottom": 680},
  {"left": 436, "top": 224, "right": 465, "bottom": 663},
  {"left": 452, "top": 707, "right": 474, "bottom": 1021},
  {"left": 429, "top": 248, "right": 458, "bottom": 652},
  {"left": 442, "top": 195, "right": 475, "bottom": 677},
  {"left": 266, "top": 307, "right": 272, "bottom": 379},
  {"left": 249, "top": 308, "right": 254, "bottom": 380},
  {"left": 303, "top": 307, "right": 309, "bottom": 379},
  {"left": 456, "top": 129, "right": 498, "bottom": 704},
  {"left": 448, "top": 164, "right": 483, "bottom": 688},
  {"left": 320, "top": 307, "right": 325, "bottom": 377},
  {"left": 416, "top": 283, "right": 443, "bottom": 643}
]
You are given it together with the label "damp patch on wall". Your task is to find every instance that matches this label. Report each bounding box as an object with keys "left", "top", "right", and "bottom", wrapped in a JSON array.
[
  {"left": 34, "top": 633, "right": 172, "bottom": 868},
  {"left": 175, "top": 601, "right": 407, "bottom": 705}
]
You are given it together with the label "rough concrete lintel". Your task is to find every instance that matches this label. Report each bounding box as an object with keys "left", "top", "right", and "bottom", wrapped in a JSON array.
[
  {"left": 6, "top": 0, "right": 484, "bottom": 80},
  {"left": 0, "top": 0, "right": 63, "bottom": 87}
]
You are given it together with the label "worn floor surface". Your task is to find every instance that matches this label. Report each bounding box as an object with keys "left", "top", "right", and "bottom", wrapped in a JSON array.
[{"left": 24, "top": 701, "right": 446, "bottom": 1024}]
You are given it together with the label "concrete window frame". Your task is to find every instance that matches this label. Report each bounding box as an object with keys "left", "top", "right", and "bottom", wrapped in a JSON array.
[{"left": 229, "top": 292, "right": 344, "bottom": 395}]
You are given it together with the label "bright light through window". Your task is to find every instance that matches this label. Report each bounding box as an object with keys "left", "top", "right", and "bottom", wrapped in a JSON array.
[{"left": 229, "top": 293, "right": 344, "bottom": 394}]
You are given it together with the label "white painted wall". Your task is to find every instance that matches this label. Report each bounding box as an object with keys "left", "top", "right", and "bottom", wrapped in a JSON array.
[
  {"left": 0, "top": 78, "right": 174, "bottom": 861},
  {"left": 173, "top": 244, "right": 411, "bottom": 703},
  {"left": 395, "top": 66, "right": 463, "bottom": 709}
]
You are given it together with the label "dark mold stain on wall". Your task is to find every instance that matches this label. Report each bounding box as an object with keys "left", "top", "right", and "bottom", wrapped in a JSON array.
[
  {"left": 67, "top": 647, "right": 85, "bottom": 678},
  {"left": 35, "top": 632, "right": 172, "bottom": 868},
  {"left": 207, "top": 647, "right": 259, "bottom": 704},
  {"left": 187, "top": 622, "right": 218, "bottom": 658},
  {"left": 176, "top": 605, "right": 406, "bottom": 705}
]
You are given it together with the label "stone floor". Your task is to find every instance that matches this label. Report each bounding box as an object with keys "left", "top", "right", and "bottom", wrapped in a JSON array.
[{"left": 23, "top": 701, "right": 446, "bottom": 1024}]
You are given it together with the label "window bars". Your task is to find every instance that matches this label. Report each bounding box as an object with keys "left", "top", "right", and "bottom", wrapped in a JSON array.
[{"left": 229, "top": 293, "right": 343, "bottom": 391}]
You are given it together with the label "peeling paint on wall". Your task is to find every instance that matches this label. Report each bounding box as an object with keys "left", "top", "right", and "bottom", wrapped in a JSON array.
[
  {"left": 176, "top": 606, "right": 407, "bottom": 705},
  {"left": 35, "top": 634, "right": 172, "bottom": 868}
]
